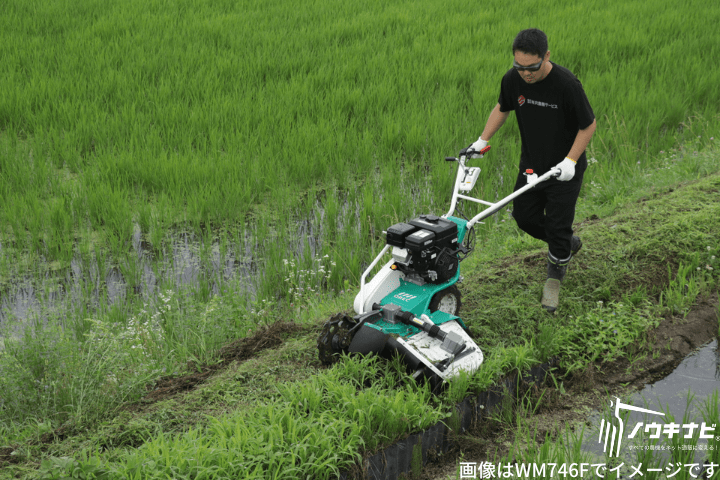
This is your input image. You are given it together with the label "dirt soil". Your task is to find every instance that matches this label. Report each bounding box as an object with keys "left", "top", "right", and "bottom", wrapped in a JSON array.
[
  {"left": 0, "top": 447, "right": 19, "bottom": 467},
  {"left": 132, "top": 320, "right": 305, "bottom": 407},
  {"left": 414, "top": 293, "right": 719, "bottom": 480}
]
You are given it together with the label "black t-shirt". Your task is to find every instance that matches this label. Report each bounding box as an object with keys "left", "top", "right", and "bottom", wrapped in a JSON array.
[{"left": 498, "top": 62, "right": 595, "bottom": 174}]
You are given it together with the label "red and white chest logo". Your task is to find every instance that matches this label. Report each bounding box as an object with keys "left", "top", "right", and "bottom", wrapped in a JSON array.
[{"left": 518, "top": 95, "right": 526, "bottom": 106}]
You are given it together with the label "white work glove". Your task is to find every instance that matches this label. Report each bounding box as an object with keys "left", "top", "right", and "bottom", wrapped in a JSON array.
[
  {"left": 554, "top": 157, "right": 576, "bottom": 181},
  {"left": 461, "top": 136, "right": 489, "bottom": 159}
]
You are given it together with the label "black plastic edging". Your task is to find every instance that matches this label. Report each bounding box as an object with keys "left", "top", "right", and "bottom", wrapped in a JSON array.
[{"left": 344, "top": 359, "right": 558, "bottom": 480}]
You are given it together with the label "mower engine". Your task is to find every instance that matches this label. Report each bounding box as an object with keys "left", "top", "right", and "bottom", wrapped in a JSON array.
[
  {"left": 317, "top": 212, "right": 482, "bottom": 393},
  {"left": 386, "top": 215, "right": 461, "bottom": 285}
]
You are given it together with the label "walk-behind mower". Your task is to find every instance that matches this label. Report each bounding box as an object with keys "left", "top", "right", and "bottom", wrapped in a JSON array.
[{"left": 317, "top": 147, "right": 561, "bottom": 391}]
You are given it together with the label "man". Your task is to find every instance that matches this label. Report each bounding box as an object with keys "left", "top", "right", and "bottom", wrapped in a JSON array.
[{"left": 466, "top": 28, "right": 596, "bottom": 312}]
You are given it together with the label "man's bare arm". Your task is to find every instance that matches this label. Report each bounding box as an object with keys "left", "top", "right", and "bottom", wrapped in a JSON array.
[
  {"left": 479, "top": 103, "right": 510, "bottom": 142},
  {"left": 567, "top": 118, "right": 597, "bottom": 161}
]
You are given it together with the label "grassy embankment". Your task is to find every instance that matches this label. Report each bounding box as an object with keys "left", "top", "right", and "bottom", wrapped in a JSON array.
[{"left": 2, "top": 141, "right": 719, "bottom": 478}]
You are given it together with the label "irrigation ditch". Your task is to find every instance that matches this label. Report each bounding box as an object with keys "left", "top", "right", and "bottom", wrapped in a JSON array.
[{"left": 413, "top": 294, "right": 720, "bottom": 480}]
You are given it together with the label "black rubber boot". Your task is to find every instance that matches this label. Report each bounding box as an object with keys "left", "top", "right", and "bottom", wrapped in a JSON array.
[
  {"left": 541, "top": 252, "right": 571, "bottom": 313},
  {"left": 571, "top": 235, "right": 582, "bottom": 257}
]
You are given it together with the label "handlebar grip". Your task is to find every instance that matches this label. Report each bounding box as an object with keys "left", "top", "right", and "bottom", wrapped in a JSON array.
[{"left": 460, "top": 145, "right": 492, "bottom": 158}]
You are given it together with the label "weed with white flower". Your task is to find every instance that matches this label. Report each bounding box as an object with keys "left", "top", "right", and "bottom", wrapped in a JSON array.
[{"left": 282, "top": 254, "right": 336, "bottom": 307}]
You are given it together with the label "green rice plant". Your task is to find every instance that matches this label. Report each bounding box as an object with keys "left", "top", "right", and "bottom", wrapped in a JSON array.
[
  {"left": 45, "top": 196, "right": 73, "bottom": 263},
  {"left": 2, "top": 4, "right": 720, "bottom": 475},
  {"left": 502, "top": 418, "right": 593, "bottom": 479},
  {"left": 2, "top": 0, "right": 720, "bottom": 271},
  {"left": 136, "top": 200, "right": 152, "bottom": 237},
  {"left": 699, "top": 390, "right": 720, "bottom": 466},
  {"left": 116, "top": 253, "right": 139, "bottom": 295}
]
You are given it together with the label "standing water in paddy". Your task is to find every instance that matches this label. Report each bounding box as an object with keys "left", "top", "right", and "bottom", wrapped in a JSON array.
[
  {"left": 0, "top": 175, "right": 444, "bottom": 341},
  {"left": 0, "top": 227, "right": 256, "bottom": 340}
]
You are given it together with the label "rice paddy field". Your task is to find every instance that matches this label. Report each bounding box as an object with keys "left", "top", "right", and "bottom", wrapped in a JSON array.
[
  {"left": 1, "top": 0, "right": 719, "bottom": 297},
  {"left": 1, "top": 0, "right": 720, "bottom": 477}
]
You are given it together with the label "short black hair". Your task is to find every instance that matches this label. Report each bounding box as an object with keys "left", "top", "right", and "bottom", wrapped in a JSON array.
[{"left": 512, "top": 29, "right": 548, "bottom": 59}]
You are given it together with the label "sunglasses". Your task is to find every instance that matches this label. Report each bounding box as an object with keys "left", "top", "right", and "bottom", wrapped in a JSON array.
[{"left": 513, "top": 59, "right": 544, "bottom": 72}]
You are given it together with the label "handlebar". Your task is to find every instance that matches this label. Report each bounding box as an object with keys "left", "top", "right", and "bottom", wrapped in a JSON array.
[
  {"left": 464, "top": 167, "right": 561, "bottom": 228},
  {"left": 454, "top": 145, "right": 492, "bottom": 161}
]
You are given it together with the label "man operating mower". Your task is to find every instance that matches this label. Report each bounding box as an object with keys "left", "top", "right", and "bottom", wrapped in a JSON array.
[{"left": 464, "top": 28, "right": 596, "bottom": 312}]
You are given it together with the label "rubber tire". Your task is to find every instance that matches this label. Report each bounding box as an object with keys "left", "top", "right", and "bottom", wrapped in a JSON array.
[{"left": 428, "top": 285, "right": 462, "bottom": 316}]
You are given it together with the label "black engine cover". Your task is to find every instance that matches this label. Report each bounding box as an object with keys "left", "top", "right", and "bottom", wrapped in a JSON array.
[{"left": 386, "top": 215, "right": 459, "bottom": 283}]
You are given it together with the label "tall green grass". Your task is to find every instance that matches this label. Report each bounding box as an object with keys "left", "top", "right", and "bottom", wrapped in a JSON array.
[
  {"left": 1, "top": 0, "right": 719, "bottom": 277},
  {"left": 1, "top": 134, "right": 718, "bottom": 452},
  {"left": 0, "top": 287, "right": 261, "bottom": 427}
]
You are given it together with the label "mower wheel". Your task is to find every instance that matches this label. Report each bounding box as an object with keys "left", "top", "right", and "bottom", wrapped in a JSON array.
[{"left": 429, "top": 285, "right": 461, "bottom": 316}]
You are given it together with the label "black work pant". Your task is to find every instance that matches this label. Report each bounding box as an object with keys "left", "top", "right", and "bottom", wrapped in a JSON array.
[{"left": 511, "top": 167, "right": 584, "bottom": 260}]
